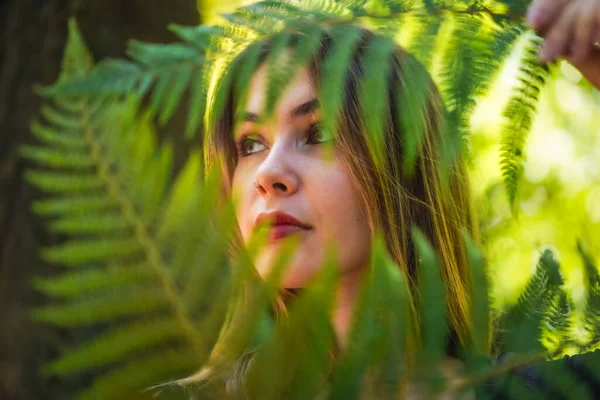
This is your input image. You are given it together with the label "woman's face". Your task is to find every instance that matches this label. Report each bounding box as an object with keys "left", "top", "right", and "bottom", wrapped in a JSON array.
[{"left": 231, "top": 64, "right": 372, "bottom": 288}]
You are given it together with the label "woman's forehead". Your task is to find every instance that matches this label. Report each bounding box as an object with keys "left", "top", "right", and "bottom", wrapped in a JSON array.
[{"left": 244, "top": 64, "right": 317, "bottom": 120}]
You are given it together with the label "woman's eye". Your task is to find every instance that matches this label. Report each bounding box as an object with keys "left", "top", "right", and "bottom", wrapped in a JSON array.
[
  {"left": 237, "top": 136, "right": 267, "bottom": 156},
  {"left": 305, "top": 123, "right": 332, "bottom": 145}
]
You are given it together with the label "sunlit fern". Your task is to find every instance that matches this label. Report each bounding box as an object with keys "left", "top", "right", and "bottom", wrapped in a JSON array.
[{"left": 39, "top": 0, "right": 554, "bottom": 206}]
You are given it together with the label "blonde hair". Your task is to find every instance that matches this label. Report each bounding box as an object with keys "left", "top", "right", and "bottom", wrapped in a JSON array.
[{"left": 198, "top": 24, "right": 480, "bottom": 394}]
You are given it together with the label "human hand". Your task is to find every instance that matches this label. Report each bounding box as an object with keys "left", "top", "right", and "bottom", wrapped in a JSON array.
[{"left": 526, "top": 0, "right": 600, "bottom": 89}]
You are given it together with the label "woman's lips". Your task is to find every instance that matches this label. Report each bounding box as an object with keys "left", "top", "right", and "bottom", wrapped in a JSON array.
[
  {"left": 268, "top": 224, "right": 308, "bottom": 242},
  {"left": 254, "top": 211, "right": 311, "bottom": 243}
]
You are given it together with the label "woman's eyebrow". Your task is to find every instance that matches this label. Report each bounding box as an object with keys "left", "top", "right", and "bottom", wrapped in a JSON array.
[
  {"left": 241, "top": 98, "right": 319, "bottom": 123},
  {"left": 288, "top": 98, "right": 319, "bottom": 120}
]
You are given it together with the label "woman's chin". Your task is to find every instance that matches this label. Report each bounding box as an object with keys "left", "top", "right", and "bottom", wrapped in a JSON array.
[{"left": 253, "top": 248, "right": 322, "bottom": 289}]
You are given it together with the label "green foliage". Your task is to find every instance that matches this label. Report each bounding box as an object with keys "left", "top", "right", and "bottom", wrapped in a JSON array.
[
  {"left": 40, "top": 0, "right": 546, "bottom": 204},
  {"left": 329, "top": 237, "right": 410, "bottom": 399},
  {"left": 25, "top": 19, "right": 239, "bottom": 399},
  {"left": 24, "top": 1, "right": 600, "bottom": 399},
  {"left": 500, "top": 33, "right": 549, "bottom": 207},
  {"left": 499, "top": 248, "right": 564, "bottom": 354}
]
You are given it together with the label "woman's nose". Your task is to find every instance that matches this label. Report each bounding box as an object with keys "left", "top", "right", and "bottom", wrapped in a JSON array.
[{"left": 253, "top": 142, "right": 299, "bottom": 196}]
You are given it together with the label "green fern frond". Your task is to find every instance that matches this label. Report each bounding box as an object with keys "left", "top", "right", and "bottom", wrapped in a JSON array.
[
  {"left": 361, "top": 34, "right": 396, "bottom": 166},
  {"left": 405, "top": 13, "right": 443, "bottom": 68},
  {"left": 329, "top": 236, "right": 410, "bottom": 399},
  {"left": 26, "top": 20, "right": 239, "bottom": 399},
  {"left": 501, "top": 248, "right": 562, "bottom": 354},
  {"left": 76, "top": 348, "right": 198, "bottom": 400},
  {"left": 31, "top": 195, "right": 117, "bottom": 217},
  {"left": 543, "top": 291, "right": 574, "bottom": 353},
  {"left": 437, "top": 15, "right": 486, "bottom": 170},
  {"left": 245, "top": 252, "right": 338, "bottom": 399},
  {"left": 20, "top": 145, "right": 94, "bottom": 169},
  {"left": 32, "top": 262, "right": 155, "bottom": 298},
  {"left": 42, "top": 316, "right": 182, "bottom": 376},
  {"left": 266, "top": 27, "right": 323, "bottom": 116},
  {"left": 26, "top": 171, "right": 104, "bottom": 192},
  {"left": 395, "top": 53, "right": 431, "bottom": 174},
  {"left": 577, "top": 241, "right": 600, "bottom": 346},
  {"left": 412, "top": 227, "right": 447, "bottom": 393},
  {"left": 494, "top": 0, "right": 533, "bottom": 17},
  {"left": 30, "top": 120, "right": 87, "bottom": 149},
  {"left": 320, "top": 24, "right": 363, "bottom": 145},
  {"left": 32, "top": 286, "right": 169, "bottom": 327},
  {"left": 499, "top": 33, "right": 548, "bottom": 207},
  {"left": 463, "top": 230, "right": 491, "bottom": 355},
  {"left": 282, "top": 0, "right": 355, "bottom": 19},
  {"left": 40, "top": 238, "right": 142, "bottom": 266}
]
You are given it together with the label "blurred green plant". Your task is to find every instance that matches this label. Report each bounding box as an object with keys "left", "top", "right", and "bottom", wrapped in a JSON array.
[{"left": 22, "top": 0, "right": 600, "bottom": 399}]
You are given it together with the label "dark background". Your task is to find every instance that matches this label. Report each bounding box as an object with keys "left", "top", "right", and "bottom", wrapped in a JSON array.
[{"left": 0, "top": 1, "right": 199, "bottom": 398}]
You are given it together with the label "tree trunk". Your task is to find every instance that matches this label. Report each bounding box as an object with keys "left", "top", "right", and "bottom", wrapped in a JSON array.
[{"left": 0, "top": 1, "right": 198, "bottom": 398}]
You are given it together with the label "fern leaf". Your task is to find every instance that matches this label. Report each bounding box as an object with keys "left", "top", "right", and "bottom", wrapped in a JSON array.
[
  {"left": 463, "top": 230, "right": 490, "bottom": 355},
  {"left": 542, "top": 292, "right": 573, "bottom": 353},
  {"left": 320, "top": 24, "right": 363, "bottom": 147},
  {"left": 40, "top": 104, "right": 83, "bottom": 130},
  {"left": 405, "top": 13, "right": 443, "bottom": 69},
  {"left": 31, "top": 195, "right": 117, "bottom": 216},
  {"left": 156, "top": 152, "right": 204, "bottom": 241},
  {"left": 43, "top": 316, "right": 182, "bottom": 376},
  {"left": 263, "top": 26, "right": 324, "bottom": 119},
  {"left": 28, "top": 17, "right": 219, "bottom": 400},
  {"left": 265, "top": 31, "right": 292, "bottom": 116},
  {"left": 577, "top": 241, "right": 600, "bottom": 343},
  {"left": 32, "top": 262, "right": 155, "bottom": 298},
  {"left": 185, "top": 62, "right": 210, "bottom": 137},
  {"left": 412, "top": 227, "right": 447, "bottom": 393},
  {"left": 245, "top": 252, "right": 338, "bottom": 400},
  {"left": 48, "top": 215, "right": 128, "bottom": 234},
  {"left": 533, "top": 356, "right": 594, "bottom": 400},
  {"left": 395, "top": 53, "right": 431, "bottom": 174},
  {"left": 437, "top": 15, "right": 486, "bottom": 174},
  {"left": 494, "top": 371, "right": 546, "bottom": 400},
  {"left": 495, "top": 0, "right": 532, "bottom": 17},
  {"left": 163, "top": 66, "right": 194, "bottom": 125},
  {"left": 233, "top": 41, "right": 263, "bottom": 126},
  {"left": 41, "top": 238, "right": 142, "bottom": 267},
  {"left": 501, "top": 248, "right": 562, "bottom": 354},
  {"left": 30, "top": 120, "right": 87, "bottom": 149},
  {"left": 208, "top": 57, "right": 239, "bottom": 132},
  {"left": 141, "top": 141, "right": 174, "bottom": 220},
  {"left": 59, "top": 18, "right": 94, "bottom": 79},
  {"left": 360, "top": 34, "right": 395, "bottom": 166},
  {"left": 40, "top": 59, "right": 149, "bottom": 98},
  {"left": 500, "top": 34, "right": 548, "bottom": 207},
  {"left": 76, "top": 347, "right": 198, "bottom": 400},
  {"left": 20, "top": 145, "right": 93, "bottom": 169},
  {"left": 25, "top": 170, "right": 103, "bottom": 193},
  {"left": 126, "top": 41, "right": 200, "bottom": 67},
  {"left": 32, "top": 286, "right": 169, "bottom": 327},
  {"left": 329, "top": 236, "right": 410, "bottom": 399},
  {"left": 181, "top": 209, "right": 236, "bottom": 307},
  {"left": 167, "top": 24, "right": 224, "bottom": 48}
]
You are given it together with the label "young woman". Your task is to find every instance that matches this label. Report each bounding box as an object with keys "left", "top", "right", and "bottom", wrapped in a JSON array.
[
  {"left": 201, "top": 25, "right": 476, "bottom": 398},
  {"left": 194, "top": 0, "right": 600, "bottom": 396}
]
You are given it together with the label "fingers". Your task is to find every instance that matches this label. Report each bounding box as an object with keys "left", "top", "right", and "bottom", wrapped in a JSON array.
[
  {"left": 595, "top": 7, "right": 600, "bottom": 45},
  {"left": 571, "top": 2, "right": 597, "bottom": 62},
  {"left": 539, "top": 2, "right": 579, "bottom": 62},
  {"left": 526, "top": 0, "right": 570, "bottom": 34}
]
